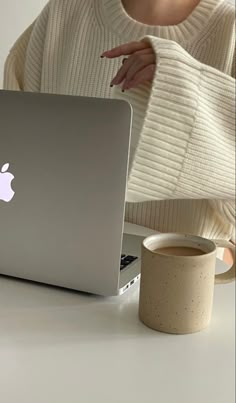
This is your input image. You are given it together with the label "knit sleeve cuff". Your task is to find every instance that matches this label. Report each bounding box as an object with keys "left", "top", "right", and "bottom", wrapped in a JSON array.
[
  {"left": 126, "top": 35, "right": 235, "bottom": 205},
  {"left": 126, "top": 36, "right": 203, "bottom": 202}
]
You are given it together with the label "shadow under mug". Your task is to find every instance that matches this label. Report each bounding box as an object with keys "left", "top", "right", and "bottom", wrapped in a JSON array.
[{"left": 139, "top": 233, "right": 235, "bottom": 334}]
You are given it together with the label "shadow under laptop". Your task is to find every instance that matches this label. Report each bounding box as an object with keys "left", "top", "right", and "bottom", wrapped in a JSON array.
[{"left": 0, "top": 276, "right": 171, "bottom": 347}]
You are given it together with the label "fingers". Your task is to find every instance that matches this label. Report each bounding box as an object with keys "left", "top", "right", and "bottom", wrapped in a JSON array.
[
  {"left": 126, "top": 64, "right": 156, "bottom": 89},
  {"left": 111, "top": 50, "right": 155, "bottom": 88},
  {"left": 101, "top": 40, "right": 156, "bottom": 91},
  {"left": 123, "top": 55, "right": 155, "bottom": 89},
  {"left": 101, "top": 40, "right": 151, "bottom": 58},
  {"left": 111, "top": 56, "right": 134, "bottom": 86}
]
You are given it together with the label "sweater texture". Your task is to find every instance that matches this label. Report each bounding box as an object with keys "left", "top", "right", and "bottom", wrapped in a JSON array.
[{"left": 3, "top": 0, "right": 236, "bottom": 244}]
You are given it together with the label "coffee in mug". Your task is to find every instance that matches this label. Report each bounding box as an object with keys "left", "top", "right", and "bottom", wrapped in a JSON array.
[
  {"left": 154, "top": 246, "right": 205, "bottom": 256},
  {"left": 139, "top": 233, "right": 235, "bottom": 334}
]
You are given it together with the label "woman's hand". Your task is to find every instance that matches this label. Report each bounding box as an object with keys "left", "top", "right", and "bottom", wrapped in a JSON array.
[
  {"left": 223, "top": 245, "right": 235, "bottom": 266},
  {"left": 102, "top": 41, "right": 156, "bottom": 91}
]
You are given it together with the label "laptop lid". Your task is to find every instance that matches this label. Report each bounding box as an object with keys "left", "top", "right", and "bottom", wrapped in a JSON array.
[{"left": 0, "top": 90, "right": 132, "bottom": 296}]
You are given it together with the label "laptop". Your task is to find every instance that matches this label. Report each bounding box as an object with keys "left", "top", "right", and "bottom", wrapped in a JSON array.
[{"left": 0, "top": 90, "right": 144, "bottom": 296}]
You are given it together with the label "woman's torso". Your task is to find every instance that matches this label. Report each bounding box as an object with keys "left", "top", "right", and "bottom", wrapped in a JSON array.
[{"left": 23, "top": 0, "right": 235, "bottom": 238}]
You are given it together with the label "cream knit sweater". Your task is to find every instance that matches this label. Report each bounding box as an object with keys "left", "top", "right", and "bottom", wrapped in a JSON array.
[{"left": 4, "top": 0, "right": 236, "bottom": 243}]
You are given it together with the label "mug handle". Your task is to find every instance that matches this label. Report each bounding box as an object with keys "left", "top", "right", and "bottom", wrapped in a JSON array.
[{"left": 210, "top": 239, "right": 236, "bottom": 284}]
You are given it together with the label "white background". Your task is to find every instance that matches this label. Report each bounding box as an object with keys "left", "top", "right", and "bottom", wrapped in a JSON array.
[
  {"left": 0, "top": 0, "right": 234, "bottom": 87},
  {"left": 0, "top": 0, "right": 47, "bottom": 87}
]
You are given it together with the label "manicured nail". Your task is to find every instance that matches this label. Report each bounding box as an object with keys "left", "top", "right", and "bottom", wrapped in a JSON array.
[{"left": 101, "top": 51, "right": 109, "bottom": 57}]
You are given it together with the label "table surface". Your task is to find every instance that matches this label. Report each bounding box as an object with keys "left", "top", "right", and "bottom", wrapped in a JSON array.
[{"left": 0, "top": 223, "right": 235, "bottom": 403}]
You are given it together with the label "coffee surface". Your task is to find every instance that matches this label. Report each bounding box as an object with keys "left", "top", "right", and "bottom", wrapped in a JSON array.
[{"left": 155, "top": 246, "right": 205, "bottom": 256}]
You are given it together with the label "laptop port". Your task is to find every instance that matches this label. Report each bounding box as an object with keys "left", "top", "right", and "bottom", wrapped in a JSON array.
[{"left": 130, "top": 280, "right": 135, "bottom": 285}]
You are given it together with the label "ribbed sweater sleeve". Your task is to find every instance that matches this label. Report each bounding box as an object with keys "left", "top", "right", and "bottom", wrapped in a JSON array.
[
  {"left": 3, "top": 3, "right": 49, "bottom": 91},
  {"left": 126, "top": 37, "right": 235, "bottom": 227},
  {"left": 3, "top": 23, "right": 35, "bottom": 90}
]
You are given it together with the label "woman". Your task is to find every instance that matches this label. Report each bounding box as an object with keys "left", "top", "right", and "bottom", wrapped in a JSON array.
[{"left": 4, "top": 0, "right": 235, "bottom": 263}]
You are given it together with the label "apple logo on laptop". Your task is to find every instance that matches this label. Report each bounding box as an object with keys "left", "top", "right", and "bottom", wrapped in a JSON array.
[{"left": 0, "top": 163, "right": 15, "bottom": 202}]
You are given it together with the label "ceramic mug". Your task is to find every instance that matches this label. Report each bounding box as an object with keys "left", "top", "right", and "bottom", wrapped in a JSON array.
[{"left": 139, "top": 233, "right": 235, "bottom": 334}]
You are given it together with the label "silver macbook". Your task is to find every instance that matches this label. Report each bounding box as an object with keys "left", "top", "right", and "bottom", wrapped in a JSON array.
[{"left": 0, "top": 90, "right": 144, "bottom": 296}]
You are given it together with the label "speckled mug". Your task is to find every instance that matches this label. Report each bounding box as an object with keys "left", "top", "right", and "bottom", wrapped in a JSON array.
[{"left": 139, "top": 234, "right": 235, "bottom": 334}]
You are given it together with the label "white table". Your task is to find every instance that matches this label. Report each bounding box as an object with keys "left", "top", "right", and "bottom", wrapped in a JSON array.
[{"left": 0, "top": 224, "right": 235, "bottom": 403}]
